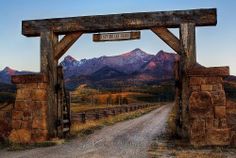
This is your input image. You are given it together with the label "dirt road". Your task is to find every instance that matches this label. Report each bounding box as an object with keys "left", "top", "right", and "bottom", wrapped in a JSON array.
[{"left": 0, "top": 103, "right": 172, "bottom": 158}]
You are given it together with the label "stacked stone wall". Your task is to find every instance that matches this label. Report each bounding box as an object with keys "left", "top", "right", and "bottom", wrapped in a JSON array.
[
  {"left": 188, "top": 67, "right": 232, "bottom": 146},
  {"left": 9, "top": 74, "right": 49, "bottom": 143}
]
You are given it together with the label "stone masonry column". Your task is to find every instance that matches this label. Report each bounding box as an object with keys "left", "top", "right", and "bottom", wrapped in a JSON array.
[
  {"left": 188, "top": 66, "right": 230, "bottom": 147},
  {"left": 9, "top": 74, "right": 49, "bottom": 143}
]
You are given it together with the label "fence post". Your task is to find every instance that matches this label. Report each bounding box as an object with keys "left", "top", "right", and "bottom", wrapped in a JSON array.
[
  {"left": 112, "top": 109, "right": 116, "bottom": 115},
  {"left": 103, "top": 110, "right": 108, "bottom": 117},
  {"left": 95, "top": 112, "right": 100, "bottom": 120},
  {"left": 81, "top": 112, "right": 86, "bottom": 123}
]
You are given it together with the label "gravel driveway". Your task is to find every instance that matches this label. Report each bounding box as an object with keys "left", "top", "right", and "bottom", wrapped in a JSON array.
[{"left": 0, "top": 103, "right": 172, "bottom": 158}]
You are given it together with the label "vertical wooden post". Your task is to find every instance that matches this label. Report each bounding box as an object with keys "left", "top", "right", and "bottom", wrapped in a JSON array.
[
  {"left": 103, "top": 110, "right": 108, "bottom": 117},
  {"left": 81, "top": 113, "right": 86, "bottom": 123},
  {"left": 174, "top": 60, "right": 181, "bottom": 135},
  {"left": 179, "top": 23, "right": 196, "bottom": 138},
  {"left": 95, "top": 112, "right": 100, "bottom": 120},
  {"left": 40, "top": 31, "right": 58, "bottom": 137}
]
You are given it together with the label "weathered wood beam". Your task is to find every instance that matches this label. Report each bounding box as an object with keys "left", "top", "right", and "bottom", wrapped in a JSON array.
[
  {"left": 54, "top": 32, "right": 83, "bottom": 60},
  {"left": 179, "top": 23, "right": 196, "bottom": 138},
  {"left": 22, "top": 8, "right": 217, "bottom": 37},
  {"left": 151, "top": 27, "right": 181, "bottom": 54},
  {"left": 40, "top": 31, "right": 58, "bottom": 73},
  {"left": 180, "top": 23, "right": 196, "bottom": 68},
  {"left": 40, "top": 31, "right": 58, "bottom": 137}
]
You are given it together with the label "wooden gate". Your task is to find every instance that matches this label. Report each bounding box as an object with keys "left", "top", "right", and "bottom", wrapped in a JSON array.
[{"left": 55, "top": 66, "right": 71, "bottom": 137}]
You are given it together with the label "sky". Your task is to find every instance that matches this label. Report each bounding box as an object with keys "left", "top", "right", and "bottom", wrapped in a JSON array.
[{"left": 0, "top": 0, "right": 236, "bottom": 75}]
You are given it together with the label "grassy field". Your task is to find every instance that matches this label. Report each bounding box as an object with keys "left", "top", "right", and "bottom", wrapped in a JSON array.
[
  {"left": 70, "top": 85, "right": 174, "bottom": 105},
  {"left": 71, "top": 91, "right": 163, "bottom": 104}
]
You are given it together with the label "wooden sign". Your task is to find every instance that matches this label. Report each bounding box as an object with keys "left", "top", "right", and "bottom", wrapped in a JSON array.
[{"left": 93, "top": 31, "right": 140, "bottom": 42}]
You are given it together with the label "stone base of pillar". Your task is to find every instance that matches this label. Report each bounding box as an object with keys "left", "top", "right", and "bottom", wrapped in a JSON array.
[
  {"left": 9, "top": 74, "right": 49, "bottom": 144},
  {"left": 187, "top": 66, "right": 232, "bottom": 147}
]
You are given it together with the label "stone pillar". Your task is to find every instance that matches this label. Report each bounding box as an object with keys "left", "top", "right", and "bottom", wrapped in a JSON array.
[
  {"left": 9, "top": 74, "right": 49, "bottom": 143},
  {"left": 188, "top": 66, "right": 230, "bottom": 146}
]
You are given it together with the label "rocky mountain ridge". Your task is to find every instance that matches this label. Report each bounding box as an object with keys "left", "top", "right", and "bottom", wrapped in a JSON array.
[
  {"left": 0, "top": 48, "right": 184, "bottom": 90},
  {"left": 0, "top": 67, "right": 31, "bottom": 84},
  {"left": 61, "top": 48, "right": 179, "bottom": 90},
  {"left": 1, "top": 48, "right": 235, "bottom": 91}
]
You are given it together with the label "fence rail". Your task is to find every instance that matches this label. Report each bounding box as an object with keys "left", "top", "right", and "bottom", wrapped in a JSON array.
[{"left": 71, "top": 103, "right": 157, "bottom": 123}]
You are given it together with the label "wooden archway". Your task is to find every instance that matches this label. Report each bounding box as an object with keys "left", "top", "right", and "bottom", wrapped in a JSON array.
[{"left": 22, "top": 8, "right": 217, "bottom": 138}]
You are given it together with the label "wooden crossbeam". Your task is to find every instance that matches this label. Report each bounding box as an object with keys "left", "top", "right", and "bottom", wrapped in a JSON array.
[
  {"left": 151, "top": 27, "right": 181, "bottom": 54},
  {"left": 54, "top": 32, "right": 83, "bottom": 60},
  {"left": 22, "top": 8, "right": 217, "bottom": 37}
]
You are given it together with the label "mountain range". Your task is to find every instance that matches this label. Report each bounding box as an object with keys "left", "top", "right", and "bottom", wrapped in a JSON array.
[
  {"left": 0, "top": 48, "right": 179, "bottom": 90},
  {"left": 3, "top": 48, "right": 235, "bottom": 91},
  {"left": 0, "top": 67, "right": 31, "bottom": 84},
  {"left": 60, "top": 48, "right": 179, "bottom": 90}
]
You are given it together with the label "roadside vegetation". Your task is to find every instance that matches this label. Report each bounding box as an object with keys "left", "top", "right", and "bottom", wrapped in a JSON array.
[{"left": 166, "top": 102, "right": 178, "bottom": 138}]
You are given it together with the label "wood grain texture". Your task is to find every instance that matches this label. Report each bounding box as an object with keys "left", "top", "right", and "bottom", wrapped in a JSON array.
[
  {"left": 22, "top": 8, "right": 217, "bottom": 36},
  {"left": 179, "top": 23, "right": 196, "bottom": 138},
  {"left": 151, "top": 27, "right": 181, "bottom": 54},
  {"left": 40, "top": 31, "right": 58, "bottom": 137},
  {"left": 55, "top": 32, "right": 83, "bottom": 60},
  {"left": 93, "top": 31, "right": 140, "bottom": 42}
]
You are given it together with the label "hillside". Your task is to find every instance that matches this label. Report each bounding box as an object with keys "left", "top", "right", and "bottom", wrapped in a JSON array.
[
  {"left": 0, "top": 67, "right": 32, "bottom": 84},
  {"left": 0, "top": 48, "right": 178, "bottom": 90},
  {"left": 1, "top": 48, "right": 235, "bottom": 103},
  {"left": 1, "top": 49, "right": 236, "bottom": 97}
]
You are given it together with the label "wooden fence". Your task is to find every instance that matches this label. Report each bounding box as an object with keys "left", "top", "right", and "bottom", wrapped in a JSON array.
[{"left": 71, "top": 104, "right": 156, "bottom": 123}]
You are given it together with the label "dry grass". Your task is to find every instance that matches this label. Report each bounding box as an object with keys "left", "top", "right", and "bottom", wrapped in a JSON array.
[
  {"left": 71, "top": 90, "right": 156, "bottom": 105},
  {"left": 166, "top": 101, "right": 179, "bottom": 138},
  {"left": 71, "top": 105, "right": 161, "bottom": 137},
  {"left": 148, "top": 148, "right": 235, "bottom": 158},
  {"left": 94, "top": 92, "right": 153, "bottom": 104},
  {"left": 175, "top": 150, "right": 226, "bottom": 158},
  {"left": 71, "top": 104, "right": 121, "bottom": 113},
  {"left": 6, "top": 137, "right": 65, "bottom": 151}
]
